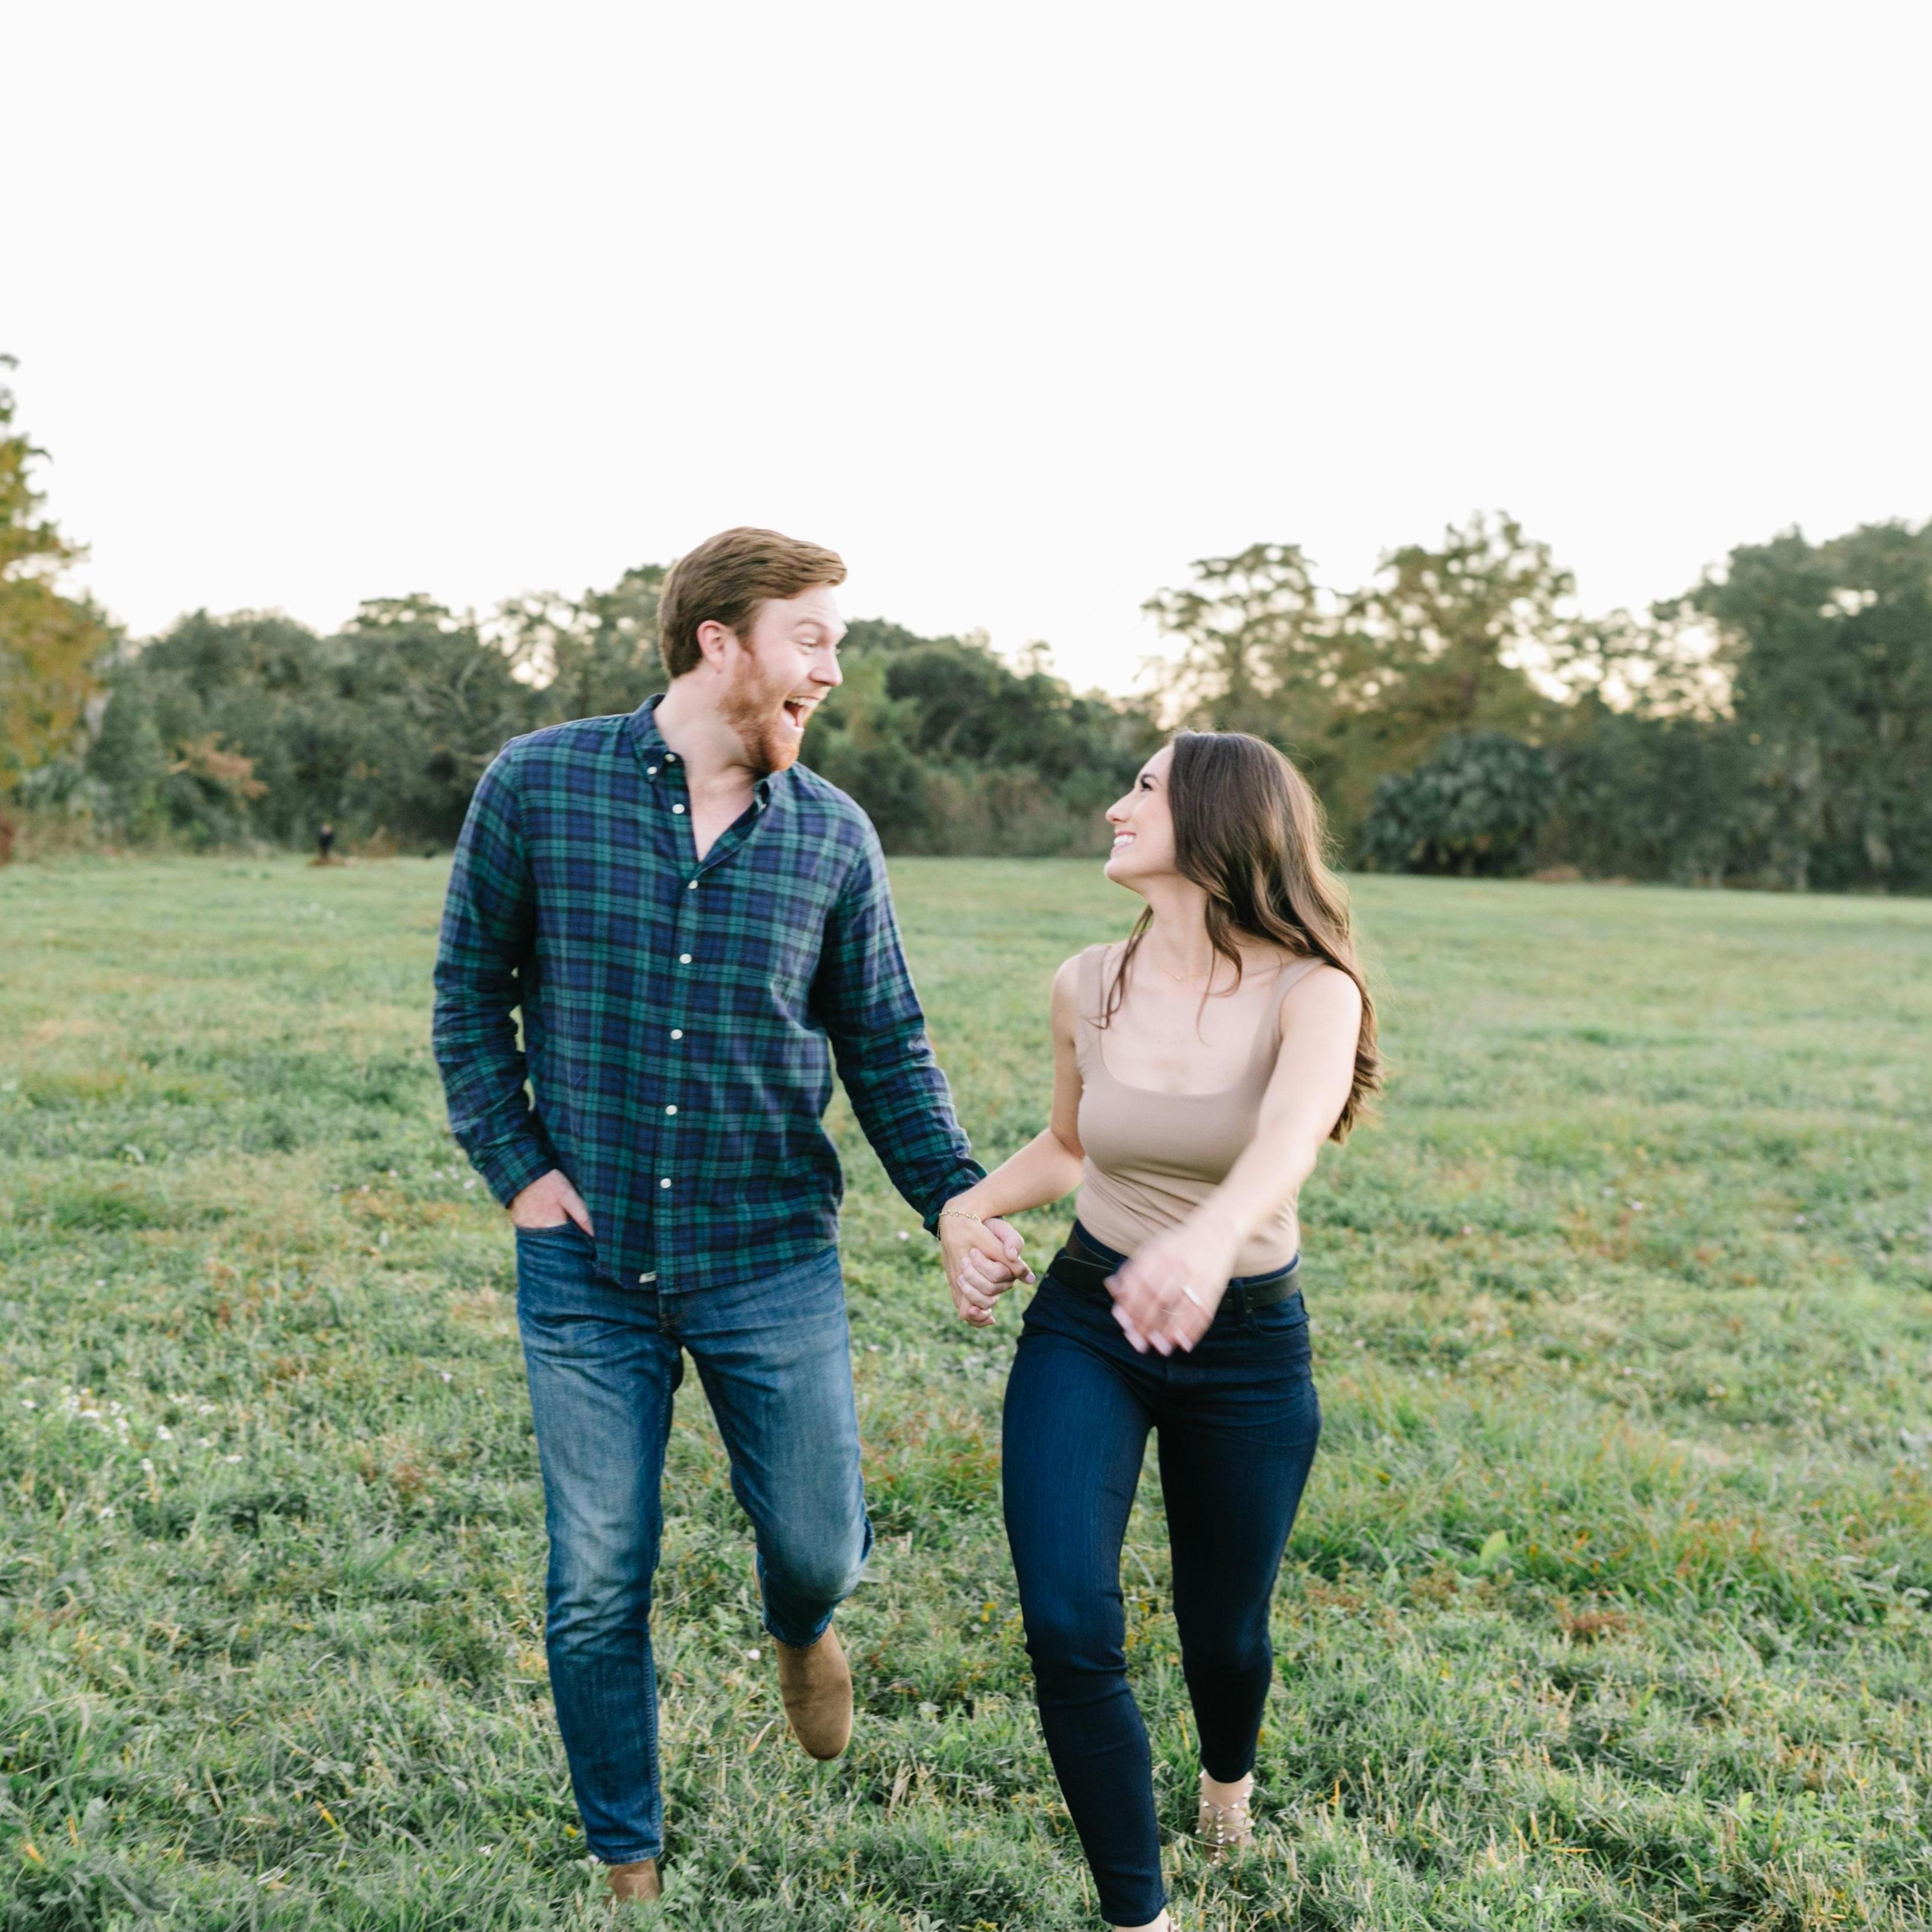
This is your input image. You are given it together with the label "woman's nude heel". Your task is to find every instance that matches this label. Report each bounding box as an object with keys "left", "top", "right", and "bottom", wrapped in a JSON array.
[{"left": 1195, "top": 1772, "right": 1255, "bottom": 1860}]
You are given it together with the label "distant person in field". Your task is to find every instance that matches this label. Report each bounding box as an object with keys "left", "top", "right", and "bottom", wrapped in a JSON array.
[
  {"left": 316, "top": 822, "right": 335, "bottom": 863},
  {"left": 430, "top": 526, "right": 1026, "bottom": 1906},
  {"left": 939, "top": 733, "right": 1378, "bottom": 1932}
]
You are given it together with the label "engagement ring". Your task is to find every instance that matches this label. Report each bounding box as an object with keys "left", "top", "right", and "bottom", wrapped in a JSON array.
[{"left": 1180, "top": 1285, "right": 1203, "bottom": 1308}]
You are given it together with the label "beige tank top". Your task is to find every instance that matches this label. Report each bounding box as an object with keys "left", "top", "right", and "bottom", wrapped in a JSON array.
[{"left": 1073, "top": 942, "right": 1321, "bottom": 1276}]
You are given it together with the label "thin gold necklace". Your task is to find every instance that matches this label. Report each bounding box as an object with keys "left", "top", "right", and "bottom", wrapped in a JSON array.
[{"left": 1146, "top": 951, "right": 1217, "bottom": 985}]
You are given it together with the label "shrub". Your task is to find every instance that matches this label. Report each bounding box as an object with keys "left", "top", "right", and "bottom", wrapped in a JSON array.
[{"left": 1360, "top": 731, "right": 1555, "bottom": 876}]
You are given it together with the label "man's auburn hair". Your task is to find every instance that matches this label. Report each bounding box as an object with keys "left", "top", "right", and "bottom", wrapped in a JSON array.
[{"left": 658, "top": 527, "right": 847, "bottom": 679}]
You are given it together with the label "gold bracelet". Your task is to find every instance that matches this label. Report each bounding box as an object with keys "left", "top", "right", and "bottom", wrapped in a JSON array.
[{"left": 938, "top": 1205, "right": 985, "bottom": 1228}]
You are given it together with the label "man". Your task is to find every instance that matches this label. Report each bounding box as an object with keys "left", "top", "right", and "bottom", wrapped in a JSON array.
[{"left": 431, "top": 527, "right": 1026, "bottom": 1903}]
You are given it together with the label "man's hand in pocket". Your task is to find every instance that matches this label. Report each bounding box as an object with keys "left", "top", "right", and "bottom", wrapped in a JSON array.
[{"left": 509, "top": 1170, "right": 594, "bottom": 1234}]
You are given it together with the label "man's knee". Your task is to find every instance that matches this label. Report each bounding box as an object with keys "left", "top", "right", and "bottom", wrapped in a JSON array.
[
  {"left": 547, "top": 1518, "right": 656, "bottom": 1645},
  {"left": 763, "top": 1526, "right": 867, "bottom": 1614}
]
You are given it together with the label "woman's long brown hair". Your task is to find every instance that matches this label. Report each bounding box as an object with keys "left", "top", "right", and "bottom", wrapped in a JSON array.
[{"left": 1102, "top": 730, "right": 1382, "bottom": 1140}]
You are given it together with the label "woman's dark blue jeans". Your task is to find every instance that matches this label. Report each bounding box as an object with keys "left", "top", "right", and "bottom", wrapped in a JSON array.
[{"left": 1002, "top": 1226, "right": 1321, "bottom": 1927}]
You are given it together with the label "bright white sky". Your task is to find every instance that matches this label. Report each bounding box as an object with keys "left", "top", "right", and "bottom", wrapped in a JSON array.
[{"left": 8, "top": 1, "right": 1930, "bottom": 696}]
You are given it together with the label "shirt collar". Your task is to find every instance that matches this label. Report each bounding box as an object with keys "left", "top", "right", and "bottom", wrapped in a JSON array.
[
  {"left": 626, "top": 692, "right": 670, "bottom": 762},
  {"left": 625, "top": 692, "right": 785, "bottom": 808}
]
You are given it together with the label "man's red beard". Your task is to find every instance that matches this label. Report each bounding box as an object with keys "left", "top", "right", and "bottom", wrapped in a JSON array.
[{"left": 720, "top": 659, "right": 806, "bottom": 777}]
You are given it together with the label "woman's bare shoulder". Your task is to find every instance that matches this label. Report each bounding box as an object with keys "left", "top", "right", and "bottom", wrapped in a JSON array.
[
  {"left": 1053, "top": 944, "right": 1115, "bottom": 1022},
  {"left": 1050, "top": 954, "right": 1088, "bottom": 1051},
  {"left": 1277, "top": 957, "right": 1363, "bottom": 1031},
  {"left": 1275, "top": 950, "right": 1367, "bottom": 1028},
  {"left": 1056, "top": 940, "right": 1117, "bottom": 978}
]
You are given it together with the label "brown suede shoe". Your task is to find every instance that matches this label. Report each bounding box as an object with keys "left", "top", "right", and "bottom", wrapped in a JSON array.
[
  {"left": 774, "top": 1624, "right": 853, "bottom": 1760},
  {"left": 605, "top": 1857, "right": 660, "bottom": 1903}
]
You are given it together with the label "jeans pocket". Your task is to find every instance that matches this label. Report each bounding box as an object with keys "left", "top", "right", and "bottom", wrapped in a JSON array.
[
  {"left": 514, "top": 1220, "right": 599, "bottom": 1315},
  {"left": 1247, "top": 1297, "right": 1306, "bottom": 1328},
  {"left": 1244, "top": 1298, "right": 1312, "bottom": 1359}
]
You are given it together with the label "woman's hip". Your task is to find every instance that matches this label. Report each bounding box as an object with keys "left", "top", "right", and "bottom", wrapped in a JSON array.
[{"left": 1032, "top": 1221, "right": 1313, "bottom": 1353}]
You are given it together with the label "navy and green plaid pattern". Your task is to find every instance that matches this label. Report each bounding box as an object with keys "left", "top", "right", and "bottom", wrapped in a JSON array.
[{"left": 432, "top": 696, "right": 982, "bottom": 1292}]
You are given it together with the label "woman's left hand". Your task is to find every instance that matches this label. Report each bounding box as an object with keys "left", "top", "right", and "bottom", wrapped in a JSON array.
[{"left": 1106, "top": 1220, "right": 1239, "bottom": 1355}]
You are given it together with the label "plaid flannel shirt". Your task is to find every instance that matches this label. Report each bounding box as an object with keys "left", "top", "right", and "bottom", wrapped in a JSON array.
[{"left": 431, "top": 696, "right": 983, "bottom": 1292}]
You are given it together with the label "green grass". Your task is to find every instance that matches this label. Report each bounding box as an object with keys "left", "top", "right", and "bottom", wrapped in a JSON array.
[{"left": 1, "top": 855, "right": 1929, "bottom": 1930}]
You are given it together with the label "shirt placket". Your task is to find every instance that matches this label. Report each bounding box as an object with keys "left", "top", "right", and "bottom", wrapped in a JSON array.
[
  {"left": 639, "top": 738, "right": 772, "bottom": 1287},
  {"left": 643, "top": 745, "right": 695, "bottom": 1272}
]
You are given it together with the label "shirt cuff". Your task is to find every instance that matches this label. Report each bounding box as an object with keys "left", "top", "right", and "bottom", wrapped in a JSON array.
[
  {"left": 471, "top": 1128, "right": 557, "bottom": 1208},
  {"left": 920, "top": 1160, "right": 988, "bottom": 1236}
]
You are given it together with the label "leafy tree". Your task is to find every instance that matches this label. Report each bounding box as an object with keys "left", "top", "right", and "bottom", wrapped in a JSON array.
[
  {"left": 1143, "top": 543, "right": 1336, "bottom": 739},
  {"left": 1681, "top": 521, "right": 1932, "bottom": 891},
  {"left": 87, "top": 610, "right": 347, "bottom": 845},
  {"left": 802, "top": 625, "right": 942, "bottom": 848},
  {"left": 86, "top": 600, "right": 539, "bottom": 847},
  {"left": 810, "top": 623, "right": 1161, "bottom": 854},
  {"left": 85, "top": 678, "right": 170, "bottom": 836},
  {"left": 1149, "top": 516, "right": 1572, "bottom": 844},
  {"left": 1542, "top": 702, "right": 1753, "bottom": 887},
  {"left": 0, "top": 357, "right": 112, "bottom": 788},
  {"left": 333, "top": 596, "right": 539, "bottom": 843},
  {"left": 1332, "top": 514, "right": 1567, "bottom": 791},
  {"left": 506, "top": 564, "right": 669, "bottom": 725},
  {"left": 1360, "top": 731, "right": 1555, "bottom": 877}
]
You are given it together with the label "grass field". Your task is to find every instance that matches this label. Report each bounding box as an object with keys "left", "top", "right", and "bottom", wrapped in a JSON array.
[{"left": 1, "top": 855, "right": 1929, "bottom": 1931}]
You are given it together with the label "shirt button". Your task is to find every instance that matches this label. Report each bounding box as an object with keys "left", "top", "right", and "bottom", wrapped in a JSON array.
[
  {"left": 665, "top": 1105, "right": 678, "bottom": 1116},
  {"left": 659, "top": 1177, "right": 672, "bottom": 1189},
  {"left": 687, "top": 879, "right": 698, "bottom": 890},
  {"left": 647, "top": 765, "right": 658, "bottom": 776},
  {"left": 670, "top": 1028, "right": 683, "bottom": 1040},
  {"left": 679, "top": 953, "right": 692, "bottom": 964},
  {"left": 672, "top": 804, "right": 686, "bottom": 815}
]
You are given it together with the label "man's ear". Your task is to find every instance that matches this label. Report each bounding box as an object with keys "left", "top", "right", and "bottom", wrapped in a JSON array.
[{"left": 694, "top": 619, "right": 739, "bottom": 672}]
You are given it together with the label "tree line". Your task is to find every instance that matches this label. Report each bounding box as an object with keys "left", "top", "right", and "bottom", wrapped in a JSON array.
[
  {"left": 3, "top": 364, "right": 1928, "bottom": 890},
  {"left": 1147, "top": 515, "right": 1932, "bottom": 892}
]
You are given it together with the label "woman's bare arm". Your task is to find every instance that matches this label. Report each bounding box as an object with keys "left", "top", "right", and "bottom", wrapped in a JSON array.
[{"left": 937, "top": 955, "right": 1088, "bottom": 1323}]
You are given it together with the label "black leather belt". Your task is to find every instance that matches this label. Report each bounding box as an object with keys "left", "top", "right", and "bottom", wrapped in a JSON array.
[{"left": 1043, "top": 1222, "right": 1303, "bottom": 1310}]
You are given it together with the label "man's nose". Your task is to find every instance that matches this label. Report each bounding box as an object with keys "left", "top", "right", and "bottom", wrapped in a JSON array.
[{"left": 814, "top": 648, "right": 843, "bottom": 688}]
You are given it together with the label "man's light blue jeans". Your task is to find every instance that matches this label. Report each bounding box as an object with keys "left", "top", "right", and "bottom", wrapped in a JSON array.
[{"left": 514, "top": 1222, "right": 872, "bottom": 1866}]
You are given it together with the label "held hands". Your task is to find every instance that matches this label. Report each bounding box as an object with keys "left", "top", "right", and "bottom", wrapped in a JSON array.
[
  {"left": 939, "top": 1206, "right": 1034, "bottom": 1328},
  {"left": 1106, "top": 1218, "right": 1239, "bottom": 1355},
  {"left": 506, "top": 1173, "right": 1031, "bottom": 1326},
  {"left": 509, "top": 1169, "right": 595, "bottom": 1234}
]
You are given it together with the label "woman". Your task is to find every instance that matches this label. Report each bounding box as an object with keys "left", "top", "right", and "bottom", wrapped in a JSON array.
[{"left": 939, "top": 732, "right": 1379, "bottom": 1932}]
